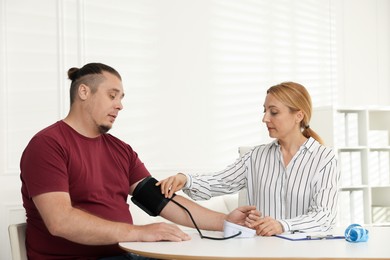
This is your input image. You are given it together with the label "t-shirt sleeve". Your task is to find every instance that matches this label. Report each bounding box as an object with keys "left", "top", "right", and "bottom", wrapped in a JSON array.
[
  {"left": 21, "top": 135, "right": 69, "bottom": 198},
  {"left": 126, "top": 146, "right": 151, "bottom": 186}
]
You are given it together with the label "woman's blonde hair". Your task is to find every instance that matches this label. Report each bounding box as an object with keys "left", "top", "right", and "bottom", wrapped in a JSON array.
[{"left": 267, "top": 82, "right": 324, "bottom": 145}]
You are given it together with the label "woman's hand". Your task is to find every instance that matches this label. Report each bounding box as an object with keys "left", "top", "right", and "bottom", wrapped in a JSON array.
[
  {"left": 246, "top": 213, "right": 284, "bottom": 236},
  {"left": 156, "top": 173, "right": 187, "bottom": 198}
]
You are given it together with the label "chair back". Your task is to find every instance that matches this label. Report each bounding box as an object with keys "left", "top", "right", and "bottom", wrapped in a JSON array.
[
  {"left": 237, "top": 146, "right": 253, "bottom": 206},
  {"left": 8, "top": 223, "right": 27, "bottom": 260}
]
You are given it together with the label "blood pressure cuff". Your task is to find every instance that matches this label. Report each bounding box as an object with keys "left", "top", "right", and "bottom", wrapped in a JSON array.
[{"left": 131, "top": 176, "right": 175, "bottom": 217}]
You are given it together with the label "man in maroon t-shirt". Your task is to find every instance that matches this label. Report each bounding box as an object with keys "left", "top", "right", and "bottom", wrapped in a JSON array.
[{"left": 20, "top": 63, "right": 256, "bottom": 260}]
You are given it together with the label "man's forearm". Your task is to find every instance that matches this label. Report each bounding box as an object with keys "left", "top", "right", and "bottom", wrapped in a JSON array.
[
  {"left": 48, "top": 206, "right": 134, "bottom": 245},
  {"left": 160, "top": 195, "right": 226, "bottom": 231},
  {"left": 33, "top": 192, "right": 136, "bottom": 245}
]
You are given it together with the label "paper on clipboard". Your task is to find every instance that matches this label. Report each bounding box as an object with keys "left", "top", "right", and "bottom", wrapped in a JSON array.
[{"left": 275, "top": 231, "right": 345, "bottom": 241}]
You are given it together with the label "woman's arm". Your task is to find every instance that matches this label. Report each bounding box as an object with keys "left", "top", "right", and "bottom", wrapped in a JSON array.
[{"left": 157, "top": 151, "right": 253, "bottom": 200}]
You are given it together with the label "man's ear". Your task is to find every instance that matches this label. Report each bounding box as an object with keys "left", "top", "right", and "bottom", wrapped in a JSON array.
[{"left": 78, "top": 84, "right": 89, "bottom": 101}]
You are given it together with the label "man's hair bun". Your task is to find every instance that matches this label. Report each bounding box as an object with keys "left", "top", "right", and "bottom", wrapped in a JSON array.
[{"left": 68, "top": 67, "right": 80, "bottom": 81}]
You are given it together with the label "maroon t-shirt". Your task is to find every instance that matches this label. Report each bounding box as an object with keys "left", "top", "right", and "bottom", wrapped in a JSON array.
[{"left": 20, "top": 121, "right": 150, "bottom": 259}]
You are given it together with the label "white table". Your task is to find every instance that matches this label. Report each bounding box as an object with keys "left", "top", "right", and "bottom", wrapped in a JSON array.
[{"left": 119, "top": 226, "right": 390, "bottom": 259}]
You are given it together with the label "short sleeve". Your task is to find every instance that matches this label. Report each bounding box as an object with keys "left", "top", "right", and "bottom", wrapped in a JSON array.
[{"left": 21, "top": 135, "right": 69, "bottom": 198}]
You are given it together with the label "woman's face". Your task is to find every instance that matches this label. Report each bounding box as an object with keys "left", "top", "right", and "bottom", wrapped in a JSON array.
[{"left": 262, "top": 93, "right": 303, "bottom": 140}]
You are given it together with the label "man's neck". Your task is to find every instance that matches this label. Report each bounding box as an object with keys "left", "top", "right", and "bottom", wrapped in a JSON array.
[{"left": 63, "top": 114, "right": 101, "bottom": 138}]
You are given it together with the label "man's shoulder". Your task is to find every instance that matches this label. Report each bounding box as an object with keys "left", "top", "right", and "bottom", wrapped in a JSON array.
[
  {"left": 102, "top": 134, "right": 136, "bottom": 156},
  {"left": 103, "top": 133, "right": 127, "bottom": 146},
  {"left": 28, "top": 121, "right": 71, "bottom": 148},
  {"left": 34, "top": 121, "right": 64, "bottom": 137}
]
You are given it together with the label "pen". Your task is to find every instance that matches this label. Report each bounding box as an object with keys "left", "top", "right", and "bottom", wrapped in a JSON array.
[
  {"left": 307, "top": 235, "right": 334, "bottom": 240},
  {"left": 290, "top": 230, "right": 303, "bottom": 234},
  {"left": 306, "top": 235, "right": 344, "bottom": 240}
]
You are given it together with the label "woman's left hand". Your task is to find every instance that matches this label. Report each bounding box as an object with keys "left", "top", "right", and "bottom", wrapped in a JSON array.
[{"left": 246, "top": 214, "right": 283, "bottom": 236}]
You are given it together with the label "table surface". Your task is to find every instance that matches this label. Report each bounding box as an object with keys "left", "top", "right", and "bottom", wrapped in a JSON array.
[{"left": 119, "top": 226, "right": 390, "bottom": 260}]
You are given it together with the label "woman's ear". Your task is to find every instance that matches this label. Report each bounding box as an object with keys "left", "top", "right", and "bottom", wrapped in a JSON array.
[
  {"left": 78, "top": 84, "right": 89, "bottom": 101},
  {"left": 296, "top": 110, "right": 304, "bottom": 123}
]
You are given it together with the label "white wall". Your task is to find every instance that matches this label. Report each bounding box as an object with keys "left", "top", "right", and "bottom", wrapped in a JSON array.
[
  {"left": 337, "top": 0, "right": 390, "bottom": 106},
  {"left": 0, "top": 0, "right": 389, "bottom": 259}
]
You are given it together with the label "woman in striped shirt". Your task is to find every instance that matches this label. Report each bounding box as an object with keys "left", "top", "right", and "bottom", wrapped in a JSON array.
[{"left": 157, "top": 82, "right": 339, "bottom": 236}]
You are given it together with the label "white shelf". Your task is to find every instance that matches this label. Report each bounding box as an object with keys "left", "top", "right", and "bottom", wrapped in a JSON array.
[
  {"left": 340, "top": 185, "right": 369, "bottom": 191},
  {"left": 312, "top": 106, "right": 390, "bottom": 225}
]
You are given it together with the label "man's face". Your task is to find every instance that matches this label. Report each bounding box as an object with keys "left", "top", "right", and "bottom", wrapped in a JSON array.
[{"left": 86, "top": 71, "right": 124, "bottom": 134}]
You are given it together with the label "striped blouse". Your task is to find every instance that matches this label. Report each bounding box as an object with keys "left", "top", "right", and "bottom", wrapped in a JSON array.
[{"left": 183, "top": 137, "right": 340, "bottom": 232}]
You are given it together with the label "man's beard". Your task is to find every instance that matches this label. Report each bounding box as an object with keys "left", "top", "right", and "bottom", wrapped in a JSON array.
[{"left": 98, "top": 124, "right": 111, "bottom": 134}]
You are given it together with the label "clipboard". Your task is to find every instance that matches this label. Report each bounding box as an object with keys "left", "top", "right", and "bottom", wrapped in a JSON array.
[{"left": 275, "top": 232, "right": 345, "bottom": 241}]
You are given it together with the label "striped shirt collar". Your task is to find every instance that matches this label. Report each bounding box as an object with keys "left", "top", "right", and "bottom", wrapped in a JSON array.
[{"left": 271, "top": 137, "right": 318, "bottom": 153}]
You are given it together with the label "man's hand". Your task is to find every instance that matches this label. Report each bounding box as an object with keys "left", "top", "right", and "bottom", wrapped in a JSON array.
[
  {"left": 133, "top": 222, "right": 191, "bottom": 242},
  {"left": 226, "top": 206, "right": 257, "bottom": 226},
  {"left": 246, "top": 213, "right": 284, "bottom": 236},
  {"left": 156, "top": 173, "right": 187, "bottom": 198}
]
